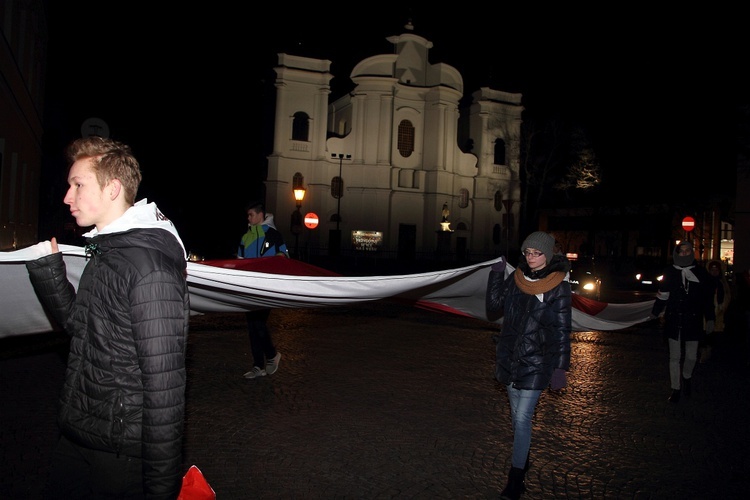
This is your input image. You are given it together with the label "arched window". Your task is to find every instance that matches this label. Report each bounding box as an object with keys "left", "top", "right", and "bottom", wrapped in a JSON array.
[
  {"left": 494, "top": 191, "right": 503, "bottom": 211},
  {"left": 494, "top": 138, "right": 506, "bottom": 165},
  {"left": 292, "top": 112, "right": 310, "bottom": 141},
  {"left": 293, "top": 172, "right": 304, "bottom": 189},
  {"left": 331, "top": 176, "right": 343, "bottom": 199},
  {"left": 458, "top": 188, "right": 469, "bottom": 208},
  {"left": 397, "top": 120, "right": 415, "bottom": 157}
]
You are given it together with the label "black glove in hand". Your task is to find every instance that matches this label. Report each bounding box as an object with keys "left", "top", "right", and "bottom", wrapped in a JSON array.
[
  {"left": 550, "top": 369, "right": 567, "bottom": 390},
  {"left": 491, "top": 257, "right": 506, "bottom": 274}
]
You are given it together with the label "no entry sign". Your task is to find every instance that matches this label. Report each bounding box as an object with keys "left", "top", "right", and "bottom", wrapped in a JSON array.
[
  {"left": 304, "top": 213, "right": 319, "bottom": 229},
  {"left": 682, "top": 216, "right": 695, "bottom": 232}
]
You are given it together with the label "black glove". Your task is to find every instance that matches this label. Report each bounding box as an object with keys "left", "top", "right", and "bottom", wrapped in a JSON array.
[
  {"left": 550, "top": 369, "right": 567, "bottom": 390},
  {"left": 491, "top": 257, "right": 506, "bottom": 274}
]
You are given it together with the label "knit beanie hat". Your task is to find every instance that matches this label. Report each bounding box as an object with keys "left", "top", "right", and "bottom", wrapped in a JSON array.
[
  {"left": 673, "top": 241, "right": 695, "bottom": 267},
  {"left": 521, "top": 231, "right": 556, "bottom": 262}
]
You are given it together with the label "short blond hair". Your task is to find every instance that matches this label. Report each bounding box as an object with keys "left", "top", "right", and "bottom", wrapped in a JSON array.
[{"left": 66, "top": 136, "right": 142, "bottom": 205}]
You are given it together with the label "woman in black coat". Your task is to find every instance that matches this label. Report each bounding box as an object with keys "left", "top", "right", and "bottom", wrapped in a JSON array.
[
  {"left": 651, "top": 240, "right": 715, "bottom": 403},
  {"left": 486, "top": 231, "right": 572, "bottom": 500}
]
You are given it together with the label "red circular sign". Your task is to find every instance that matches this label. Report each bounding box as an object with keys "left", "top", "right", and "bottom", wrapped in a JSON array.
[
  {"left": 304, "top": 212, "right": 319, "bottom": 229},
  {"left": 682, "top": 216, "right": 695, "bottom": 232}
]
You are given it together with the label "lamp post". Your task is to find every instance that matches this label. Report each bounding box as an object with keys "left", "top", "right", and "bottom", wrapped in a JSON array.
[
  {"left": 330, "top": 153, "right": 351, "bottom": 256},
  {"left": 291, "top": 186, "right": 306, "bottom": 259}
]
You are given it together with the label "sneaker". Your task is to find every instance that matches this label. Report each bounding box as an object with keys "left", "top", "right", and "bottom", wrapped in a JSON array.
[
  {"left": 243, "top": 367, "right": 266, "bottom": 379},
  {"left": 265, "top": 352, "right": 282, "bottom": 375}
]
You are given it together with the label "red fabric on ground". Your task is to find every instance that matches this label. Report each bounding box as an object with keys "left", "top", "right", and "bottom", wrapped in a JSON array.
[
  {"left": 201, "top": 256, "right": 341, "bottom": 277},
  {"left": 571, "top": 293, "right": 608, "bottom": 316}
]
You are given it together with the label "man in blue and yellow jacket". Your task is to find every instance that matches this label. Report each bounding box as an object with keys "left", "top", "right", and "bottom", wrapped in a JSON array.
[{"left": 238, "top": 201, "right": 288, "bottom": 379}]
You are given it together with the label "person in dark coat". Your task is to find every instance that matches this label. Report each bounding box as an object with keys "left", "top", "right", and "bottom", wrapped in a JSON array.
[
  {"left": 486, "top": 231, "right": 572, "bottom": 500},
  {"left": 700, "top": 260, "right": 730, "bottom": 362},
  {"left": 24, "top": 136, "right": 190, "bottom": 499},
  {"left": 651, "top": 240, "right": 715, "bottom": 403}
]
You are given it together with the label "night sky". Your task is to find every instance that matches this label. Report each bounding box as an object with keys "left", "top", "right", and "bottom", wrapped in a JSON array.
[{"left": 39, "top": 3, "right": 740, "bottom": 257}]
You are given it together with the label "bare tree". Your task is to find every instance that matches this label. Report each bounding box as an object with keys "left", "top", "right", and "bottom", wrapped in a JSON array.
[
  {"left": 554, "top": 126, "right": 601, "bottom": 192},
  {"left": 518, "top": 116, "right": 599, "bottom": 234}
]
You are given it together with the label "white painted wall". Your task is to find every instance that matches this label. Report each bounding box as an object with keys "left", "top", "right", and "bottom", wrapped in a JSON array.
[{"left": 266, "top": 26, "right": 523, "bottom": 261}]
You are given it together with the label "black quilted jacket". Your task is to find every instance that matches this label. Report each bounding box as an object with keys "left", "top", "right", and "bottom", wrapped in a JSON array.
[
  {"left": 26, "top": 228, "right": 190, "bottom": 499},
  {"left": 486, "top": 256, "right": 572, "bottom": 390}
]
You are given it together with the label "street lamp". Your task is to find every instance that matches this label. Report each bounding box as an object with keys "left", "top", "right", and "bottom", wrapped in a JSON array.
[
  {"left": 330, "top": 153, "right": 351, "bottom": 255},
  {"left": 294, "top": 187, "right": 306, "bottom": 209},
  {"left": 291, "top": 186, "right": 306, "bottom": 259}
]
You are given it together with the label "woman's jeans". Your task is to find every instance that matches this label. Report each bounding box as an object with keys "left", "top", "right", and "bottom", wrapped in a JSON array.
[
  {"left": 506, "top": 384, "right": 542, "bottom": 469},
  {"left": 668, "top": 338, "right": 699, "bottom": 389}
]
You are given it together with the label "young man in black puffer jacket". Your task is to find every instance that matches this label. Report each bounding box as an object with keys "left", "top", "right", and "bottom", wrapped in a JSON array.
[{"left": 25, "top": 136, "right": 190, "bottom": 499}]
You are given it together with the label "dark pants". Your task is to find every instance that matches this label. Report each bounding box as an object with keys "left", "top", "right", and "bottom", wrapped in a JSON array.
[
  {"left": 246, "top": 309, "right": 276, "bottom": 369},
  {"left": 47, "top": 434, "right": 144, "bottom": 499}
]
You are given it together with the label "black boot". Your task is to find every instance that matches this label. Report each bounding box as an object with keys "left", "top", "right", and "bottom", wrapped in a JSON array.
[
  {"left": 682, "top": 377, "right": 691, "bottom": 397},
  {"left": 524, "top": 453, "right": 530, "bottom": 473},
  {"left": 668, "top": 389, "right": 680, "bottom": 403},
  {"left": 500, "top": 466, "right": 526, "bottom": 500}
]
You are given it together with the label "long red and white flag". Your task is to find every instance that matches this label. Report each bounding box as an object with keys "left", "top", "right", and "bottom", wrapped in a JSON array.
[{"left": 0, "top": 245, "right": 653, "bottom": 338}]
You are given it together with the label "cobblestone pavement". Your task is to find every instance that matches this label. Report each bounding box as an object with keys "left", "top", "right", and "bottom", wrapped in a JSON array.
[{"left": 2, "top": 300, "right": 749, "bottom": 499}]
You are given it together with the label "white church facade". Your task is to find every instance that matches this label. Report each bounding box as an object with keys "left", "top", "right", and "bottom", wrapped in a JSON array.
[{"left": 265, "top": 24, "right": 524, "bottom": 263}]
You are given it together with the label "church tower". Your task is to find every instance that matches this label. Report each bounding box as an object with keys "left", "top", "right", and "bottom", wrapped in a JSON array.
[{"left": 265, "top": 23, "right": 523, "bottom": 263}]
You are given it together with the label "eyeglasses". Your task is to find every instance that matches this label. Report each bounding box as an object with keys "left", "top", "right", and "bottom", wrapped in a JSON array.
[{"left": 522, "top": 250, "right": 544, "bottom": 258}]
